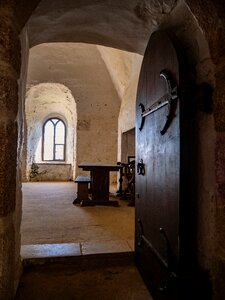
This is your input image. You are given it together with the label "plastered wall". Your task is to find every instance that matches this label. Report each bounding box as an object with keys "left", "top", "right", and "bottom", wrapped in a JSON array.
[
  {"left": 25, "top": 43, "right": 121, "bottom": 184},
  {"left": 97, "top": 46, "right": 143, "bottom": 163}
]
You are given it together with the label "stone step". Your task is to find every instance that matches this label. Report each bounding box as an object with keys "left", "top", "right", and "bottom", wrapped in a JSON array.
[{"left": 21, "top": 241, "right": 134, "bottom": 266}]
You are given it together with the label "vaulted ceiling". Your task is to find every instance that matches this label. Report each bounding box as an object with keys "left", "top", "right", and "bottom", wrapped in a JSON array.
[{"left": 26, "top": 0, "right": 178, "bottom": 53}]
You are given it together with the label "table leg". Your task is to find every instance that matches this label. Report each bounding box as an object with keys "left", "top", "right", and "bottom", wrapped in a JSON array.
[
  {"left": 81, "top": 169, "right": 119, "bottom": 207},
  {"left": 92, "top": 169, "right": 109, "bottom": 202}
]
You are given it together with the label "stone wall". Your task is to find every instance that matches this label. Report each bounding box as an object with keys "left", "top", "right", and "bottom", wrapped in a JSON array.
[
  {"left": 0, "top": 4, "right": 22, "bottom": 299},
  {"left": 184, "top": 1, "right": 225, "bottom": 299},
  {"left": 31, "top": 163, "right": 72, "bottom": 181}
]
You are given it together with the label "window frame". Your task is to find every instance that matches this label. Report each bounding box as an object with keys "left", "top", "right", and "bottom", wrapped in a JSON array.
[{"left": 42, "top": 117, "right": 66, "bottom": 161}]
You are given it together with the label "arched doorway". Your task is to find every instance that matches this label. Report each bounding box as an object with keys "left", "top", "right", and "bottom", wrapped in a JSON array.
[
  {"left": 20, "top": 42, "right": 136, "bottom": 255},
  {"left": 0, "top": 1, "right": 223, "bottom": 299}
]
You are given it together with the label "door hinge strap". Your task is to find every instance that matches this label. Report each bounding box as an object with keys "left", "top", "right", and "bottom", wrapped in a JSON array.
[
  {"left": 138, "top": 219, "right": 177, "bottom": 278},
  {"left": 138, "top": 70, "right": 178, "bottom": 133},
  {"left": 138, "top": 219, "right": 168, "bottom": 269},
  {"left": 141, "top": 234, "right": 168, "bottom": 268}
]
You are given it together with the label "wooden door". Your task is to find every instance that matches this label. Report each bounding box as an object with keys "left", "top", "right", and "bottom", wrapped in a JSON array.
[{"left": 135, "top": 31, "right": 195, "bottom": 299}]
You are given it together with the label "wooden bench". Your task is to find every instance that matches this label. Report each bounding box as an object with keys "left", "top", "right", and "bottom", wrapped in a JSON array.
[{"left": 73, "top": 175, "right": 91, "bottom": 205}]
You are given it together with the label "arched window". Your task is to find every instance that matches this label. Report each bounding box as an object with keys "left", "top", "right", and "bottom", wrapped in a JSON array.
[{"left": 43, "top": 118, "right": 66, "bottom": 161}]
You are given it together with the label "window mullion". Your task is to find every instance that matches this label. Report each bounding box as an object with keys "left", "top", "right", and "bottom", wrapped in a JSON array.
[{"left": 53, "top": 122, "right": 56, "bottom": 160}]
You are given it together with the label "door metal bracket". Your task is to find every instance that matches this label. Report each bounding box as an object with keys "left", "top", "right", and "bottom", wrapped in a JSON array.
[
  {"left": 159, "top": 227, "right": 177, "bottom": 273},
  {"left": 137, "top": 220, "right": 178, "bottom": 274},
  {"left": 137, "top": 219, "right": 169, "bottom": 270},
  {"left": 138, "top": 70, "right": 178, "bottom": 133},
  {"left": 137, "top": 219, "right": 179, "bottom": 293},
  {"left": 137, "top": 159, "right": 145, "bottom": 176}
]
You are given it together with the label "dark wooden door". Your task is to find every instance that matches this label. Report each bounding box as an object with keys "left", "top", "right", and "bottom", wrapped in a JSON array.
[{"left": 135, "top": 31, "right": 195, "bottom": 299}]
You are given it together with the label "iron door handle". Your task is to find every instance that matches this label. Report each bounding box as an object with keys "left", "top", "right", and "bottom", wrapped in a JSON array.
[{"left": 137, "top": 159, "right": 145, "bottom": 175}]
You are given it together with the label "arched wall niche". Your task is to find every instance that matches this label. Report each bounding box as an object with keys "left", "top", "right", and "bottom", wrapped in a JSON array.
[{"left": 24, "top": 82, "right": 77, "bottom": 181}]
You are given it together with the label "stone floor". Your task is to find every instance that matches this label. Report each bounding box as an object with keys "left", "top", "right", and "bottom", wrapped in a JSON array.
[
  {"left": 17, "top": 182, "right": 153, "bottom": 300},
  {"left": 21, "top": 182, "right": 134, "bottom": 258}
]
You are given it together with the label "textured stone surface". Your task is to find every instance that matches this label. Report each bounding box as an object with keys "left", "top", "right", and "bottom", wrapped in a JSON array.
[
  {"left": 21, "top": 240, "right": 133, "bottom": 259},
  {"left": 32, "top": 164, "right": 72, "bottom": 181},
  {"left": 0, "top": 12, "right": 21, "bottom": 76},
  {"left": 214, "top": 67, "right": 225, "bottom": 132},
  {"left": 0, "top": 74, "right": 18, "bottom": 116},
  {"left": 185, "top": 0, "right": 225, "bottom": 133},
  {"left": 21, "top": 243, "right": 81, "bottom": 259},
  {"left": 0, "top": 121, "right": 17, "bottom": 216},
  {"left": 215, "top": 133, "right": 225, "bottom": 199},
  {"left": 215, "top": 132, "right": 225, "bottom": 284},
  {"left": 14, "top": 0, "right": 41, "bottom": 31},
  {"left": 134, "top": 0, "right": 178, "bottom": 23},
  {"left": 0, "top": 5, "right": 21, "bottom": 299},
  {"left": 81, "top": 240, "right": 131, "bottom": 255},
  {"left": 196, "top": 113, "right": 216, "bottom": 271},
  {"left": 213, "top": 258, "right": 225, "bottom": 300},
  {"left": 26, "top": 0, "right": 150, "bottom": 53},
  {"left": 186, "top": 0, "right": 225, "bottom": 65},
  {"left": 0, "top": 215, "right": 15, "bottom": 299}
]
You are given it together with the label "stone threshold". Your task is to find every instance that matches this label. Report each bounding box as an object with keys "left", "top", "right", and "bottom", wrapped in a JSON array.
[{"left": 21, "top": 239, "right": 134, "bottom": 265}]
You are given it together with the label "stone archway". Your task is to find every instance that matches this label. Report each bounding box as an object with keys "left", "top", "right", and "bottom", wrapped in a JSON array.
[{"left": 0, "top": 1, "right": 225, "bottom": 299}]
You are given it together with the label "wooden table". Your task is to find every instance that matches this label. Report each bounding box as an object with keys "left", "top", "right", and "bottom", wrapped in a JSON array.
[{"left": 78, "top": 163, "right": 122, "bottom": 206}]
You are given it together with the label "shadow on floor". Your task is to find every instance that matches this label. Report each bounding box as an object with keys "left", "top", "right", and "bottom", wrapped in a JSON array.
[{"left": 15, "top": 253, "right": 153, "bottom": 300}]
